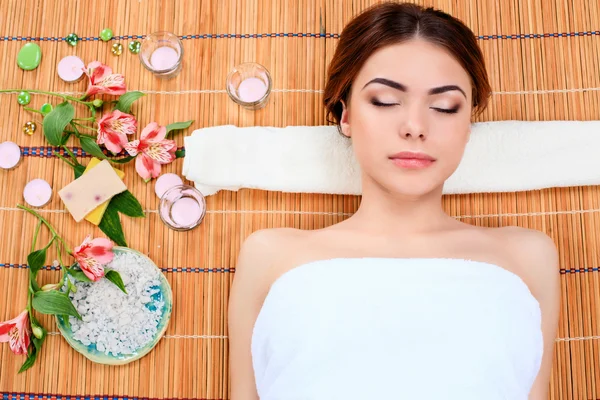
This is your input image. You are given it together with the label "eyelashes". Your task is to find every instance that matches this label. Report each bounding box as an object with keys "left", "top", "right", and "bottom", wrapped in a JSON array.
[{"left": 370, "top": 99, "right": 460, "bottom": 114}]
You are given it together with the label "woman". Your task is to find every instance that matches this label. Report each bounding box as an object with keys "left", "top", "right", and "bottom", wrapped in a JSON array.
[{"left": 229, "top": 3, "right": 560, "bottom": 399}]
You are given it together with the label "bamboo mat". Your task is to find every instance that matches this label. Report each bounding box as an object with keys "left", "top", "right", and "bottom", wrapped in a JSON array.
[{"left": 0, "top": 0, "right": 599, "bottom": 399}]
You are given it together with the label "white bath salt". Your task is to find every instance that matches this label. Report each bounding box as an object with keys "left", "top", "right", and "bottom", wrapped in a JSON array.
[{"left": 67, "top": 251, "right": 165, "bottom": 357}]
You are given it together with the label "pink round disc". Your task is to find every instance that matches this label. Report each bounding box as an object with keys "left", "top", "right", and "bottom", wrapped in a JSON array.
[
  {"left": 155, "top": 173, "right": 183, "bottom": 198},
  {"left": 171, "top": 197, "right": 202, "bottom": 227},
  {"left": 0, "top": 141, "right": 22, "bottom": 169},
  {"left": 23, "top": 179, "right": 52, "bottom": 207},
  {"left": 57, "top": 56, "right": 85, "bottom": 83}
]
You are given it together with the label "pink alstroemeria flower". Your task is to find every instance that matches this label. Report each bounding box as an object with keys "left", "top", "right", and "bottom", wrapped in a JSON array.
[
  {"left": 124, "top": 122, "right": 177, "bottom": 181},
  {"left": 0, "top": 310, "right": 31, "bottom": 355},
  {"left": 97, "top": 110, "right": 138, "bottom": 154},
  {"left": 72, "top": 236, "right": 114, "bottom": 282},
  {"left": 84, "top": 61, "right": 126, "bottom": 98}
]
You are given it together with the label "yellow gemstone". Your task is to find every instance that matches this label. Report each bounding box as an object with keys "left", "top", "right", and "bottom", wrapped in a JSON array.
[
  {"left": 111, "top": 43, "right": 123, "bottom": 56},
  {"left": 23, "top": 121, "right": 37, "bottom": 136}
]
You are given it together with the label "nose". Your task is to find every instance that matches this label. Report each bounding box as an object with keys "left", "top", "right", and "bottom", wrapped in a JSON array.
[{"left": 399, "top": 105, "right": 427, "bottom": 140}]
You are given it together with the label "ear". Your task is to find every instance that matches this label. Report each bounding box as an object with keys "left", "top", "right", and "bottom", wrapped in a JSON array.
[{"left": 339, "top": 100, "right": 351, "bottom": 138}]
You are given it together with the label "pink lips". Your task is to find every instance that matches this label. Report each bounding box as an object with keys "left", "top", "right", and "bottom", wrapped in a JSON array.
[{"left": 389, "top": 151, "right": 436, "bottom": 169}]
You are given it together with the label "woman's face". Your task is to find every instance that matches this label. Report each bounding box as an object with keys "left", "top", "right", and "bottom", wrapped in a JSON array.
[{"left": 340, "top": 38, "right": 474, "bottom": 197}]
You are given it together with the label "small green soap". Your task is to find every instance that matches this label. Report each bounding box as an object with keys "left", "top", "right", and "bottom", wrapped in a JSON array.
[{"left": 17, "top": 43, "right": 42, "bottom": 71}]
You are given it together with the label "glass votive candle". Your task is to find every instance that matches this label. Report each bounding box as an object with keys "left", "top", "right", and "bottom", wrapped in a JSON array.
[
  {"left": 226, "top": 62, "right": 272, "bottom": 110},
  {"left": 159, "top": 184, "right": 206, "bottom": 231},
  {"left": 139, "top": 31, "right": 184, "bottom": 79}
]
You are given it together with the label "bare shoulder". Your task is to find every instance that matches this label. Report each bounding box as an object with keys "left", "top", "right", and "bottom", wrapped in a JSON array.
[
  {"left": 491, "top": 226, "right": 560, "bottom": 398},
  {"left": 494, "top": 226, "right": 559, "bottom": 287},
  {"left": 228, "top": 227, "right": 308, "bottom": 400}
]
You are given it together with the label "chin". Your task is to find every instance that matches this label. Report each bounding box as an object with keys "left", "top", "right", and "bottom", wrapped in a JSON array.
[{"left": 373, "top": 175, "right": 444, "bottom": 198}]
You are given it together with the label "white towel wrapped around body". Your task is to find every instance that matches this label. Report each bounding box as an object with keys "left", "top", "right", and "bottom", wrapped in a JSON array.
[{"left": 182, "top": 121, "right": 600, "bottom": 196}]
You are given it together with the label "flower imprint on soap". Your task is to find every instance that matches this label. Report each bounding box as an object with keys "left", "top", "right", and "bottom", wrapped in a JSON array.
[{"left": 67, "top": 251, "right": 165, "bottom": 357}]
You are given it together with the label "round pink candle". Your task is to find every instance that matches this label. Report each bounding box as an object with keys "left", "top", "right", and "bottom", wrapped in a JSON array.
[
  {"left": 57, "top": 56, "right": 85, "bottom": 83},
  {"left": 171, "top": 197, "right": 202, "bottom": 227},
  {"left": 155, "top": 173, "right": 183, "bottom": 198},
  {"left": 0, "top": 141, "right": 22, "bottom": 169},
  {"left": 23, "top": 179, "right": 52, "bottom": 207},
  {"left": 150, "top": 46, "right": 179, "bottom": 71},
  {"left": 237, "top": 77, "right": 267, "bottom": 102}
]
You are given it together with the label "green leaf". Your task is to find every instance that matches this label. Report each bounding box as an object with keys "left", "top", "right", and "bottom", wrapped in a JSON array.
[
  {"left": 166, "top": 120, "right": 194, "bottom": 137},
  {"left": 27, "top": 249, "right": 47, "bottom": 276},
  {"left": 108, "top": 156, "right": 135, "bottom": 164},
  {"left": 111, "top": 191, "right": 145, "bottom": 218},
  {"left": 105, "top": 270, "right": 127, "bottom": 294},
  {"left": 175, "top": 149, "right": 185, "bottom": 159},
  {"left": 98, "top": 205, "right": 127, "bottom": 247},
  {"left": 18, "top": 344, "right": 38, "bottom": 373},
  {"left": 32, "top": 290, "right": 81, "bottom": 319},
  {"left": 74, "top": 164, "right": 86, "bottom": 179},
  {"left": 43, "top": 102, "right": 75, "bottom": 146},
  {"left": 67, "top": 268, "right": 92, "bottom": 282},
  {"left": 79, "top": 136, "right": 107, "bottom": 160},
  {"left": 114, "top": 91, "right": 146, "bottom": 114}
]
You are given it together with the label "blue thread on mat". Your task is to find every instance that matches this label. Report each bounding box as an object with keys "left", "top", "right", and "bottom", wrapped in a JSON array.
[
  {"left": 0, "top": 263, "right": 235, "bottom": 273},
  {"left": 1, "top": 30, "right": 599, "bottom": 42},
  {"left": 1, "top": 395, "right": 223, "bottom": 400},
  {"left": 18, "top": 146, "right": 184, "bottom": 158}
]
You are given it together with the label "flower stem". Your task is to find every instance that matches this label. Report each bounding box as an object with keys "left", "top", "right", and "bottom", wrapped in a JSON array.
[
  {"left": 73, "top": 117, "right": 95, "bottom": 122},
  {"left": 17, "top": 204, "right": 72, "bottom": 253},
  {"left": 54, "top": 152, "right": 75, "bottom": 168},
  {"left": 71, "top": 121, "right": 97, "bottom": 132},
  {"left": 31, "top": 219, "right": 42, "bottom": 253},
  {"left": 23, "top": 107, "right": 44, "bottom": 115},
  {"left": 0, "top": 89, "right": 94, "bottom": 106}
]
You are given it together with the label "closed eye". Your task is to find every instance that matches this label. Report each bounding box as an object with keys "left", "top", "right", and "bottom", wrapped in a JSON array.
[
  {"left": 431, "top": 106, "right": 459, "bottom": 114},
  {"left": 371, "top": 99, "right": 399, "bottom": 107}
]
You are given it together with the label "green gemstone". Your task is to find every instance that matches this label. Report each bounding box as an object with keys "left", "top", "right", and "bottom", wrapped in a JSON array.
[
  {"left": 65, "top": 33, "right": 79, "bottom": 46},
  {"left": 17, "top": 91, "right": 31, "bottom": 105},
  {"left": 128, "top": 40, "right": 141, "bottom": 54},
  {"left": 100, "top": 28, "right": 113, "bottom": 42},
  {"left": 40, "top": 103, "right": 53, "bottom": 115},
  {"left": 111, "top": 43, "right": 123, "bottom": 56},
  {"left": 16, "top": 43, "right": 42, "bottom": 71}
]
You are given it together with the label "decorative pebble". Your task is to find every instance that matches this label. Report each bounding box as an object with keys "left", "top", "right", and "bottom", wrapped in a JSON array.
[
  {"left": 111, "top": 43, "right": 123, "bottom": 56},
  {"left": 23, "top": 121, "right": 37, "bottom": 136},
  {"left": 17, "top": 91, "right": 31, "bottom": 106},
  {"left": 154, "top": 173, "right": 183, "bottom": 198},
  {"left": 65, "top": 33, "right": 79, "bottom": 46},
  {"left": 16, "top": 43, "right": 42, "bottom": 70},
  {"left": 0, "top": 141, "right": 22, "bottom": 170},
  {"left": 128, "top": 40, "right": 141, "bottom": 54},
  {"left": 57, "top": 55, "right": 85, "bottom": 83},
  {"left": 23, "top": 179, "right": 53, "bottom": 207},
  {"left": 100, "top": 28, "right": 113, "bottom": 42},
  {"left": 40, "top": 103, "right": 53, "bottom": 115}
]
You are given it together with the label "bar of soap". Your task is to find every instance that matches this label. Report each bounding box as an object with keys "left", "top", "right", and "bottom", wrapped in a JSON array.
[
  {"left": 59, "top": 159, "right": 127, "bottom": 222},
  {"left": 83, "top": 158, "right": 126, "bottom": 225}
]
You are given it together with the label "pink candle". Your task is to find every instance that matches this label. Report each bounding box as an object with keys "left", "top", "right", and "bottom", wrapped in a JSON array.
[
  {"left": 57, "top": 56, "right": 85, "bottom": 83},
  {"left": 23, "top": 179, "right": 52, "bottom": 207},
  {"left": 170, "top": 197, "right": 202, "bottom": 227},
  {"left": 154, "top": 173, "right": 183, "bottom": 198},
  {"left": 0, "top": 141, "right": 22, "bottom": 169},
  {"left": 150, "top": 46, "right": 179, "bottom": 71},
  {"left": 237, "top": 77, "right": 267, "bottom": 102}
]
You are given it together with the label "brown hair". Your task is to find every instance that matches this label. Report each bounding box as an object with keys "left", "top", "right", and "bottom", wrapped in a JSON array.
[{"left": 323, "top": 2, "right": 492, "bottom": 125}]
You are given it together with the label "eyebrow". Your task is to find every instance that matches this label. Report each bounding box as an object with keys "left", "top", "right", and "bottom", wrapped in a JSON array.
[{"left": 362, "top": 78, "right": 467, "bottom": 99}]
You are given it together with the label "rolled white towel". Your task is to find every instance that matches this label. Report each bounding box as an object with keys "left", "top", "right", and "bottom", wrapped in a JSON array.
[{"left": 182, "top": 120, "right": 600, "bottom": 196}]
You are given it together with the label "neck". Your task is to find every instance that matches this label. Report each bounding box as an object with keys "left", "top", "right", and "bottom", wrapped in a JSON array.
[{"left": 350, "top": 179, "right": 454, "bottom": 235}]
